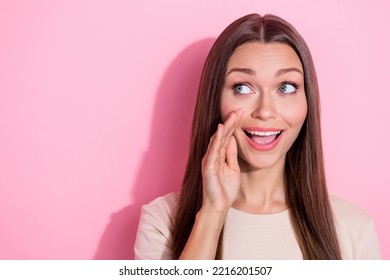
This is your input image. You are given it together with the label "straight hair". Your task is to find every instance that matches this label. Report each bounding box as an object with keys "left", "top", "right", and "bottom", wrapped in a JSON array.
[{"left": 171, "top": 13, "right": 341, "bottom": 260}]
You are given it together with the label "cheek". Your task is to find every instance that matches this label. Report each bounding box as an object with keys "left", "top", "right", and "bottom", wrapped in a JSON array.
[
  {"left": 220, "top": 94, "right": 241, "bottom": 122},
  {"left": 280, "top": 98, "right": 308, "bottom": 126}
]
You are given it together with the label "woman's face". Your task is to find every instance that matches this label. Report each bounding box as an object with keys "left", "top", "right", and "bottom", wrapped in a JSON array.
[{"left": 220, "top": 42, "right": 307, "bottom": 170}]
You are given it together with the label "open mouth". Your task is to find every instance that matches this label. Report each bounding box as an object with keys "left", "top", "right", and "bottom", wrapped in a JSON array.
[{"left": 244, "top": 130, "right": 283, "bottom": 145}]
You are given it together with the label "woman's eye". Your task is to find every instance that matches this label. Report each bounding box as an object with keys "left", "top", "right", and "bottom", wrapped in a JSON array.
[
  {"left": 279, "top": 83, "right": 297, "bottom": 94},
  {"left": 233, "top": 84, "right": 253, "bottom": 95}
]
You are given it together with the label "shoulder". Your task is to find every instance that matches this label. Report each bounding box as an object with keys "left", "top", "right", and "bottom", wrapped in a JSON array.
[
  {"left": 329, "top": 193, "right": 381, "bottom": 259},
  {"left": 141, "top": 192, "right": 179, "bottom": 220},
  {"left": 329, "top": 193, "right": 373, "bottom": 237},
  {"left": 134, "top": 193, "right": 179, "bottom": 260},
  {"left": 329, "top": 194, "right": 371, "bottom": 223}
]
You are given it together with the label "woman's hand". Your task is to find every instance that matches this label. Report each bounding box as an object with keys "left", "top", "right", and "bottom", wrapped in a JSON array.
[
  {"left": 201, "top": 109, "right": 242, "bottom": 214},
  {"left": 179, "top": 110, "right": 242, "bottom": 259}
]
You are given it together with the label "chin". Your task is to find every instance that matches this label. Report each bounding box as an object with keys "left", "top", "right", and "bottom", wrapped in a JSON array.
[{"left": 238, "top": 153, "right": 286, "bottom": 172}]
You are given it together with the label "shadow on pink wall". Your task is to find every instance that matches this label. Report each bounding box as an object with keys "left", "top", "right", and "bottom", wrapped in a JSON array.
[{"left": 93, "top": 38, "right": 215, "bottom": 259}]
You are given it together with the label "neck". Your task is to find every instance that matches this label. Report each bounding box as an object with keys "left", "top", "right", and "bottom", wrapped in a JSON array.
[{"left": 233, "top": 156, "right": 287, "bottom": 214}]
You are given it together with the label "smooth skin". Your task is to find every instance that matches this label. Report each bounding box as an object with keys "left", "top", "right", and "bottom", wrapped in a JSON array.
[{"left": 180, "top": 42, "right": 307, "bottom": 259}]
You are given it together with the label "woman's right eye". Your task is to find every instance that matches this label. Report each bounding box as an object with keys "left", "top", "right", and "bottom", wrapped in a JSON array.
[{"left": 233, "top": 83, "right": 253, "bottom": 95}]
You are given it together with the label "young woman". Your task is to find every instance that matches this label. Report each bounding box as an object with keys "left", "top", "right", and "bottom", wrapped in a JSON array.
[{"left": 134, "top": 13, "right": 381, "bottom": 260}]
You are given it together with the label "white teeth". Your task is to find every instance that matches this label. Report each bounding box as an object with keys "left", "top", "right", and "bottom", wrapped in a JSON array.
[{"left": 247, "top": 130, "right": 281, "bottom": 136}]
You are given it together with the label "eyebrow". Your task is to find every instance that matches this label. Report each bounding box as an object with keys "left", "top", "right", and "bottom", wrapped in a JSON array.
[
  {"left": 226, "top": 67, "right": 255, "bottom": 76},
  {"left": 275, "top": 67, "right": 303, "bottom": 77},
  {"left": 226, "top": 67, "right": 303, "bottom": 77}
]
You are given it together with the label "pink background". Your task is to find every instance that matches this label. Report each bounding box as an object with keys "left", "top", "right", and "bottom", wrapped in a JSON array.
[{"left": 0, "top": 0, "right": 389, "bottom": 259}]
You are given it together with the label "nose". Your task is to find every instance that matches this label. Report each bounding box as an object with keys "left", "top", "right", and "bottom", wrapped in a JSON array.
[{"left": 251, "top": 91, "right": 277, "bottom": 120}]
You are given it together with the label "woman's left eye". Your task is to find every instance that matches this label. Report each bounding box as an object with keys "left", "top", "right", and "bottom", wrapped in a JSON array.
[
  {"left": 279, "top": 83, "right": 297, "bottom": 94},
  {"left": 233, "top": 83, "right": 253, "bottom": 95}
]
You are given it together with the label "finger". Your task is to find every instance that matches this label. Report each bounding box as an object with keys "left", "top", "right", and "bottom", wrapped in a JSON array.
[
  {"left": 224, "top": 109, "right": 242, "bottom": 136},
  {"left": 226, "top": 136, "right": 240, "bottom": 172},
  {"left": 221, "top": 110, "right": 242, "bottom": 149},
  {"left": 202, "top": 124, "right": 224, "bottom": 171},
  {"left": 203, "top": 109, "right": 242, "bottom": 171},
  {"left": 222, "top": 109, "right": 241, "bottom": 132},
  {"left": 204, "top": 127, "right": 217, "bottom": 155}
]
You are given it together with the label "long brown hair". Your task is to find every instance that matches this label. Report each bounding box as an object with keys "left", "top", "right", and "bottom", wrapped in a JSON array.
[{"left": 171, "top": 13, "right": 341, "bottom": 260}]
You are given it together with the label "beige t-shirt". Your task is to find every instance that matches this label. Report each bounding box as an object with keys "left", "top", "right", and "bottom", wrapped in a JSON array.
[{"left": 134, "top": 193, "right": 381, "bottom": 259}]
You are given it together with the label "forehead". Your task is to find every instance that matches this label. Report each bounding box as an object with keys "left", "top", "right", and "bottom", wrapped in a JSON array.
[{"left": 227, "top": 42, "right": 303, "bottom": 73}]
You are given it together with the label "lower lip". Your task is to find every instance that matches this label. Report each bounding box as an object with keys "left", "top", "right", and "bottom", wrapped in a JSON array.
[{"left": 244, "top": 131, "right": 284, "bottom": 152}]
